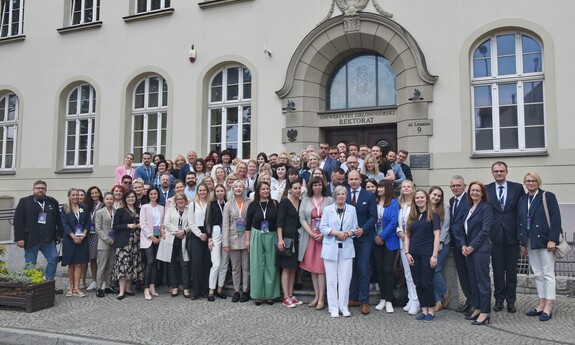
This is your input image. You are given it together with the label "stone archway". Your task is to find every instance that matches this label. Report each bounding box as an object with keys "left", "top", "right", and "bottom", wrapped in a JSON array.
[{"left": 277, "top": 12, "right": 437, "bottom": 180}]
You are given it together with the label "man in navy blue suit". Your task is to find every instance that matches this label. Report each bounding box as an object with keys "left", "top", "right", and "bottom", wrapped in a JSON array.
[
  {"left": 346, "top": 170, "right": 378, "bottom": 315},
  {"left": 449, "top": 175, "right": 473, "bottom": 315},
  {"left": 319, "top": 142, "right": 340, "bottom": 181},
  {"left": 158, "top": 174, "right": 175, "bottom": 206},
  {"left": 487, "top": 161, "right": 524, "bottom": 313}
]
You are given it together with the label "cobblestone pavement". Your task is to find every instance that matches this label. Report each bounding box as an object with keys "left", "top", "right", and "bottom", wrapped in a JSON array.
[{"left": 0, "top": 279, "right": 574, "bottom": 345}]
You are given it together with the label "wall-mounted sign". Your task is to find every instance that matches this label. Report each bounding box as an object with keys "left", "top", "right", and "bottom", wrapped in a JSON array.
[
  {"left": 398, "top": 119, "right": 433, "bottom": 136},
  {"left": 317, "top": 109, "right": 396, "bottom": 127},
  {"left": 410, "top": 153, "right": 431, "bottom": 169}
]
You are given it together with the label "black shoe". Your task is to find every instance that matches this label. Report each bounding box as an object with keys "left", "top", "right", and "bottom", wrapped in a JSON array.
[
  {"left": 96, "top": 289, "right": 105, "bottom": 298},
  {"left": 465, "top": 313, "right": 480, "bottom": 320},
  {"left": 539, "top": 312, "right": 552, "bottom": 321},
  {"left": 464, "top": 307, "right": 475, "bottom": 317},
  {"left": 240, "top": 292, "right": 250, "bottom": 303},
  {"left": 232, "top": 292, "right": 240, "bottom": 303},
  {"left": 54, "top": 288, "right": 64, "bottom": 295},
  {"left": 215, "top": 291, "right": 227, "bottom": 299},
  {"left": 116, "top": 294, "right": 125, "bottom": 300},
  {"left": 507, "top": 303, "right": 517, "bottom": 313},
  {"left": 266, "top": 299, "right": 274, "bottom": 305},
  {"left": 526, "top": 308, "right": 543, "bottom": 317},
  {"left": 456, "top": 302, "right": 470, "bottom": 313},
  {"left": 493, "top": 301, "right": 504, "bottom": 312},
  {"left": 207, "top": 294, "right": 215, "bottom": 302},
  {"left": 190, "top": 295, "right": 199, "bottom": 300},
  {"left": 105, "top": 287, "right": 118, "bottom": 294},
  {"left": 255, "top": 299, "right": 262, "bottom": 306},
  {"left": 125, "top": 291, "right": 135, "bottom": 296},
  {"left": 471, "top": 315, "right": 490, "bottom": 325}
]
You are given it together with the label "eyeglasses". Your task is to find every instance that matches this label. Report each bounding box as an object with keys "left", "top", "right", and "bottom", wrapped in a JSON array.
[
  {"left": 524, "top": 179, "right": 537, "bottom": 183},
  {"left": 329, "top": 152, "right": 338, "bottom": 156},
  {"left": 123, "top": 181, "right": 132, "bottom": 185}
]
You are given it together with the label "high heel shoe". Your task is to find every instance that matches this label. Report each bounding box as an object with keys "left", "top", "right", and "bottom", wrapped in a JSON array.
[
  {"left": 171, "top": 288, "right": 179, "bottom": 297},
  {"left": 308, "top": 300, "right": 318, "bottom": 308},
  {"left": 471, "top": 315, "right": 490, "bottom": 325},
  {"left": 465, "top": 313, "right": 480, "bottom": 320}
]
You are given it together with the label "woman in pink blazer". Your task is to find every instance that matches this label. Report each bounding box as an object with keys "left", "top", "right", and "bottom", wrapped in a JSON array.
[
  {"left": 140, "top": 187, "right": 165, "bottom": 300},
  {"left": 115, "top": 153, "right": 136, "bottom": 185}
]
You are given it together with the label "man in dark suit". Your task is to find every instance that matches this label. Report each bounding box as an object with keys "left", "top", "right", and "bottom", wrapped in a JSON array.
[
  {"left": 13, "top": 180, "right": 64, "bottom": 294},
  {"left": 396, "top": 149, "right": 413, "bottom": 182},
  {"left": 346, "top": 170, "right": 378, "bottom": 315},
  {"left": 326, "top": 168, "right": 345, "bottom": 197},
  {"left": 158, "top": 174, "right": 175, "bottom": 206},
  {"left": 178, "top": 150, "right": 197, "bottom": 182},
  {"left": 318, "top": 142, "right": 340, "bottom": 181},
  {"left": 449, "top": 175, "right": 473, "bottom": 314},
  {"left": 487, "top": 161, "right": 524, "bottom": 313}
]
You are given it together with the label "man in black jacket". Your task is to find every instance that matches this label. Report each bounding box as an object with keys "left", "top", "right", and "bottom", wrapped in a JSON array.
[{"left": 13, "top": 180, "right": 63, "bottom": 293}]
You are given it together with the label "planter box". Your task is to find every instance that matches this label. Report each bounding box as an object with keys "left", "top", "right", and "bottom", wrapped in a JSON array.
[{"left": 0, "top": 280, "right": 55, "bottom": 312}]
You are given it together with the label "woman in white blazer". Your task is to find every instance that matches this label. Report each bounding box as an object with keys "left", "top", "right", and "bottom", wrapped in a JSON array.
[
  {"left": 320, "top": 185, "right": 359, "bottom": 318},
  {"left": 140, "top": 187, "right": 164, "bottom": 300},
  {"left": 158, "top": 193, "right": 191, "bottom": 298}
]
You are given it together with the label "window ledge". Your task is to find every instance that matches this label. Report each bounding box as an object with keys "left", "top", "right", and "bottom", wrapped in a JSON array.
[
  {"left": 471, "top": 150, "right": 548, "bottom": 159},
  {"left": 199, "top": 0, "right": 253, "bottom": 9},
  {"left": 0, "top": 170, "right": 16, "bottom": 175},
  {"left": 55, "top": 168, "right": 93, "bottom": 174},
  {"left": 123, "top": 8, "right": 174, "bottom": 23},
  {"left": 0, "top": 35, "right": 25, "bottom": 45},
  {"left": 57, "top": 21, "right": 103, "bottom": 34}
]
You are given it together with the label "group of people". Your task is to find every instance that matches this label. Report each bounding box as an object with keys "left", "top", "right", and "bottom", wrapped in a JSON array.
[{"left": 13, "top": 142, "right": 563, "bottom": 323}]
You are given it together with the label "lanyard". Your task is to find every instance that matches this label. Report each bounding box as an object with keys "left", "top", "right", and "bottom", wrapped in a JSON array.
[
  {"left": 312, "top": 197, "right": 323, "bottom": 217},
  {"left": 337, "top": 207, "right": 346, "bottom": 231},
  {"left": 36, "top": 200, "right": 45, "bottom": 212},
  {"left": 74, "top": 208, "right": 80, "bottom": 224},
  {"left": 217, "top": 201, "right": 225, "bottom": 217},
  {"left": 259, "top": 201, "right": 269, "bottom": 220},
  {"left": 527, "top": 191, "right": 538, "bottom": 212},
  {"left": 178, "top": 210, "right": 184, "bottom": 227},
  {"left": 236, "top": 200, "right": 244, "bottom": 215}
]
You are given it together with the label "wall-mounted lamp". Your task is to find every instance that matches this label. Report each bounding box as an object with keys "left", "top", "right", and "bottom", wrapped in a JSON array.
[
  {"left": 282, "top": 100, "right": 296, "bottom": 114},
  {"left": 408, "top": 88, "right": 424, "bottom": 102},
  {"left": 189, "top": 44, "right": 197, "bottom": 63},
  {"left": 264, "top": 49, "right": 272, "bottom": 58}
]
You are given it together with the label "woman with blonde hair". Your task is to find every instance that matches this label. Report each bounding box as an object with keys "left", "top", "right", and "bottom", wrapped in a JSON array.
[
  {"left": 361, "top": 154, "right": 385, "bottom": 182},
  {"left": 188, "top": 183, "right": 213, "bottom": 299}
]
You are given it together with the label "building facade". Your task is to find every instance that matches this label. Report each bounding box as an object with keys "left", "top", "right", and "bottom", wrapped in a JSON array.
[{"left": 1, "top": 0, "right": 574, "bottom": 241}]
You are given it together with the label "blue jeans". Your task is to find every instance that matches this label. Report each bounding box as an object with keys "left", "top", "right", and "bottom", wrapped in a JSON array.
[
  {"left": 433, "top": 244, "right": 451, "bottom": 302},
  {"left": 24, "top": 241, "right": 58, "bottom": 281}
]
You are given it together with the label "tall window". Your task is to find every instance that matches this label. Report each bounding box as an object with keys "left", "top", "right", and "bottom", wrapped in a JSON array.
[
  {"left": 135, "top": 0, "right": 170, "bottom": 14},
  {"left": 1, "top": 0, "right": 24, "bottom": 38},
  {"left": 208, "top": 66, "right": 252, "bottom": 159},
  {"left": 70, "top": 0, "right": 99, "bottom": 25},
  {"left": 472, "top": 32, "right": 545, "bottom": 153},
  {"left": 65, "top": 84, "right": 96, "bottom": 168},
  {"left": 0, "top": 93, "right": 17, "bottom": 171},
  {"left": 327, "top": 54, "right": 396, "bottom": 110},
  {"left": 131, "top": 75, "right": 167, "bottom": 162}
]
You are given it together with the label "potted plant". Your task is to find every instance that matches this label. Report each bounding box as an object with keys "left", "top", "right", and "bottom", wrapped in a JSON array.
[{"left": 0, "top": 245, "right": 55, "bottom": 312}]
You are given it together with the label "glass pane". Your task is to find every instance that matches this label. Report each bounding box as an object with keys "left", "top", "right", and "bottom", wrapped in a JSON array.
[
  {"left": 242, "top": 124, "right": 251, "bottom": 141},
  {"left": 79, "top": 119, "right": 89, "bottom": 134},
  {"left": 152, "top": 0, "right": 161, "bottom": 10},
  {"left": 498, "top": 56, "right": 516, "bottom": 75},
  {"left": 227, "top": 85, "right": 238, "bottom": 101},
  {"left": 212, "top": 71, "right": 223, "bottom": 86},
  {"left": 210, "top": 126, "right": 221, "bottom": 143},
  {"left": 66, "top": 151, "right": 75, "bottom": 166},
  {"left": 134, "top": 95, "right": 145, "bottom": 109},
  {"left": 133, "top": 131, "right": 143, "bottom": 146},
  {"left": 497, "top": 34, "right": 516, "bottom": 56},
  {"left": 475, "top": 108, "right": 492, "bottom": 128},
  {"left": 498, "top": 83, "right": 517, "bottom": 105},
  {"left": 523, "top": 53, "right": 542, "bottom": 73},
  {"left": 377, "top": 57, "right": 396, "bottom": 106},
  {"left": 211, "top": 85, "right": 222, "bottom": 102},
  {"left": 78, "top": 151, "right": 87, "bottom": 166},
  {"left": 243, "top": 68, "right": 252, "bottom": 99},
  {"left": 227, "top": 67, "right": 239, "bottom": 84},
  {"left": 525, "top": 126, "right": 545, "bottom": 148},
  {"left": 242, "top": 106, "right": 251, "bottom": 124},
  {"left": 67, "top": 121, "right": 76, "bottom": 135},
  {"left": 500, "top": 128, "right": 518, "bottom": 149},
  {"left": 226, "top": 125, "right": 238, "bottom": 143},
  {"left": 136, "top": 0, "right": 147, "bottom": 13},
  {"left": 161, "top": 112, "right": 167, "bottom": 128},
  {"left": 524, "top": 104, "right": 544, "bottom": 126},
  {"left": 79, "top": 134, "right": 88, "bottom": 149},
  {"left": 348, "top": 55, "right": 377, "bottom": 108},
  {"left": 148, "top": 78, "right": 159, "bottom": 108},
  {"left": 134, "top": 115, "right": 144, "bottom": 130},
  {"left": 473, "top": 59, "right": 491, "bottom": 78},
  {"left": 329, "top": 67, "right": 346, "bottom": 110},
  {"left": 523, "top": 81, "right": 543, "bottom": 103},
  {"left": 499, "top": 106, "right": 518, "bottom": 127},
  {"left": 522, "top": 35, "right": 541, "bottom": 54},
  {"left": 0, "top": 98, "right": 4, "bottom": 121},
  {"left": 474, "top": 86, "right": 492, "bottom": 107},
  {"left": 162, "top": 79, "right": 168, "bottom": 107},
  {"left": 68, "top": 89, "right": 78, "bottom": 115},
  {"left": 210, "top": 109, "right": 222, "bottom": 125},
  {"left": 134, "top": 81, "right": 145, "bottom": 109},
  {"left": 226, "top": 67, "right": 239, "bottom": 101},
  {"left": 5, "top": 155, "right": 12, "bottom": 169},
  {"left": 148, "top": 116, "right": 157, "bottom": 130},
  {"left": 475, "top": 129, "right": 493, "bottom": 150},
  {"left": 66, "top": 136, "right": 76, "bottom": 150},
  {"left": 242, "top": 142, "right": 250, "bottom": 159},
  {"left": 473, "top": 40, "right": 491, "bottom": 59},
  {"left": 7, "top": 95, "right": 17, "bottom": 121},
  {"left": 227, "top": 107, "right": 238, "bottom": 124},
  {"left": 147, "top": 130, "right": 156, "bottom": 147}
]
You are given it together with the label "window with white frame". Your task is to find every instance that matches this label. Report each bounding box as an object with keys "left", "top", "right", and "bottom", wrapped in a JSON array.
[
  {"left": 1, "top": 0, "right": 24, "bottom": 38},
  {"left": 65, "top": 84, "right": 96, "bottom": 168},
  {"left": 208, "top": 66, "right": 252, "bottom": 159},
  {"left": 135, "top": 0, "right": 170, "bottom": 14},
  {"left": 0, "top": 92, "right": 17, "bottom": 171},
  {"left": 131, "top": 75, "right": 167, "bottom": 162},
  {"left": 471, "top": 32, "right": 545, "bottom": 153},
  {"left": 70, "top": 0, "right": 99, "bottom": 26}
]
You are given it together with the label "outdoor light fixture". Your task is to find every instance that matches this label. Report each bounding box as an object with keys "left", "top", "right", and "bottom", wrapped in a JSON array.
[
  {"left": 189, "top": 44, "right": 197, "bottom": 63},
  {"left": 282, "top": 100, "right": 296, "bottom": 113},
  {"left": 408, "top": 88, "right": 424, "bottom": 102}
]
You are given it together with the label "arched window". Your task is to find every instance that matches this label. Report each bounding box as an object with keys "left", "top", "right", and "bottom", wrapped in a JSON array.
[
  {"left": 131, "top": 75, "right": 167, "bottom": 162},
  {"left": 65, "top": 84, "right": 96, "bottom": 168},
  {"left": 327, "top": 54, "right": 396, "bottom": 110},
  {"left": 208, "top": 65, "right": 252, "bottom": 159},
  {"left": 0, "top": 92, "right": 17, "bottom": 171},
  {"left": 471, "top": 32, "right": 545, "bottom": 153}
]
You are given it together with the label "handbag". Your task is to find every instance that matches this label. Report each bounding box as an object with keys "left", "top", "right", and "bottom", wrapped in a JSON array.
[
  {"left": 274, "top": 237, "right": 295, "bottom": 257},
  {"left": 391, "top": 251, "right": 408, "bottom": 307},
  {"left": 542, "top": 192, "right": 571, "bottom": 260}
]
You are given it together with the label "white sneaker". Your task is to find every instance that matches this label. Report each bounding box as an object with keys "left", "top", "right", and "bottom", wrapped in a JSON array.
[
  {"left": 86, "top": 281, "right": 97, "bottom": 292},
  {"left": 342, "top": 310, "right": 351, "bottom": 317},
  {"left": 385, "top": 302, "right": 394, "bottom": 313},
  {"left": 375, "top": 299, "right": 386, "bottom": 311},
  {"left": 408, "top": 302, "right": 420, "bottom": 315},
  {"left": 403, "top": 300, "right": 412, "bottom": 312}
]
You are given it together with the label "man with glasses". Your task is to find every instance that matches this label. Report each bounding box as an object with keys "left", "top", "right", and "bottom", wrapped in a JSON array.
[
  {"left": 318, "top": 142, "right": 340, "bottom": 181},
  {"left": 487, "top": 161, "right": 524, "bottom": 313},
  {"left": 13, "top": 180, "right": 64, "bottom": 294},
  {"left": 448, "top": 175, "right": 473, "bottom": 315},
  {"left": 121, "top": 175, "right": 133, "bottom": 190}
]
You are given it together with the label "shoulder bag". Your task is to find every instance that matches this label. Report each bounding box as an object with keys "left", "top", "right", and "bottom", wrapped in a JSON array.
[{"left": 542, "top": 192, "right": 571, "bottom": 260}]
